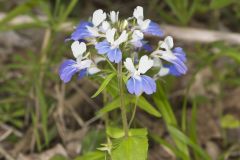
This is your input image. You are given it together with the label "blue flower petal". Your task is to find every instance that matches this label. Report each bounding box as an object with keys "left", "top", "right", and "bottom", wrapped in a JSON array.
[
  {"left": 167, "top": 65, "right": 183, "bottom": 76},
  {"left": 144, "top": 21, "right": 164, "bottom": 37},
  {"left": 171, "top": 58, "right": 187, "bottom": 75},
  {"left": 126, "top": 77, "right": 142, "bottom": 96},
  {"left": 59, "top": 59, "right": 79, "bottom": 83},
  {"left": 95, "top": 40, "right": 111, "bottom": 54},
  {"left": 107, "top": 48, "right": 122, "bottom": 63},
  {"left": 70, "top": 21, "right": 93, "bottom": 41},
  {"left": 142, "top": 42, "right": 153, "bottom": 52},
  {"left": 141, "top": 75, "right": 156, "bottom": 94},
  {"left": 78, "top": 68, "right": 87, "bottom": 80},
  {"left": 173, "top": 47, "right": 186, "bottom": 62}
]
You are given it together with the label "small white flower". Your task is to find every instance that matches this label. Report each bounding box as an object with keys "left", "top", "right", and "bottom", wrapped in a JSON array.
[
  {"left": 71, "top": 41, "right": 86, "bottom": 59},
  {"left": 106, "top": 28, "right": 128, "bottom": 48},
  {"left": 159, "top": 36, "right": 174, "bottom": 51},
  {"left": 109, "top": 11, "right": 119, "bottom": 23},
  {"left": 74, "top": 59, "right": 92, "bottom": 70},
  {"left": 124, "top": 55, "right": 153, "bottom": 80},
  {"left": 152, "top": 36, "right": 176, "bottom": 60},
  {"left": 131, "top": 30, "right": 144, "bottom": 41},
  {"left": 100, "top": 21, "right": 111, "bottom": 33},
  {"left": 86, "top": 26, "right": 100, "bottom": 37},
  {"left": 133, "top": 6, "right": 151, "bottom": 31},
  {"left": 92, "top": 9, "right": 107, "bottom": 26},
  {"left": 130, "top": 30, "right": 144, "bottom": 47},
  {"left": 133, "top": 6, "right": 144, "bottom": 20}
]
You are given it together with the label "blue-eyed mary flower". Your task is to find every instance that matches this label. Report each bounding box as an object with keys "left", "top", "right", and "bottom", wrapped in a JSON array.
[
  {"left": 124, "top": 56, "right": 156, "bottom": 96},
  {"left": 59, "top": 41, "right": 100, "bottom": 83},
  {"left": 60, "top": 6, "right": 187, "bottom": 96},
  {"left": 151, "top": 36, "right": 187, "bottom": 77},
  {"left": 133, "top": 6, "right": 164, "bottom": 37},
  {"left": 95, "top": 28, "right": 128, "bottom": 63},
  {"left": 70, "top": 9, "right": 107, "bottom": 41}
]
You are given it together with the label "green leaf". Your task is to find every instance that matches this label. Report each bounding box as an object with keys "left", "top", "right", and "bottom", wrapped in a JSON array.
[
  {"left": 107, "top": 127, "right": 147, "bottom": 139},
  {"left": 168, "top": 125, "right": 211, "bottom": 160},
  {"left": 153, "top": 82, "right": 189, "bottom": 158},
  {"left": 221, "top": 114, "right": 240, "bottom": 129},
  {"left": 135, "top": 96, "right": 161, "bottom": 117},
  {"left": 50, "top": 155, "right": 68, "bottom": 160},
  {"left": 74, "top": 151, "right": 105, "bottom": 160},
  {"left": 92, "top": 73, "right": 116, "bottom": 98},
  {"left": 35, "top": 82, "right": 49, "bottom": 146},
  {"left": 0, "top": 0, "right": 39, "bottom": 26},
  {"left": 210, "top": 0, "right": 235, "bottom": 9},
  {"left": 59, "top": 0, "right": 78, "bottom": 23},
  {"left": 107, "top": 127, "right": 124, "bottom": 139},
  {"left": 97, "top": 96, "right": 131, "bottom": 115},
  {"left": 151, "top": 133, "right": 189, "bottom": 159},
  {"left": 112, "top": 134, "right": 148, "bottom": 160}
]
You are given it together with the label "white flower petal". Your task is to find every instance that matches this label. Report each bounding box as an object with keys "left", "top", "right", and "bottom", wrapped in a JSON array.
[
  {"left": 71, "top": 41, "right": 86, "bottom": 58},
  {"left": 79, "top": 59, "right": 92, "bottom": 70},
  {"left": 101, "top": 21, "right": 110, "bottom": 33},
  {"left": 138, "top": 19, "right": 150, "bottom": 30},
  {"left": 138, "top": 55, "right": 153, "bottom": 74},
  {"left": 164, "top": 36, "right": 174, "bottom": 49},
  {"left": 153, "top": 58, "right": 162, "bottom": 67},
  {"left": 133, "top": 6, "right": 144, "bottom": 20},
  {"left": 92, "top": 9, "right": 107, "bottom": 26},
  {"left": 158, "top": 67, "right": 170, "bottom": 76},
  {"left": 93, "top": 56, "right": 106, "bottom": 64},
  {"left": 124, "top": 58, "right": 136, "bottom": 73},
  {"left": 106, "top": 28, "right": 116, "bottom": 44},
  {"left": 114, "top": 30, "right": 128, "bottom": 46},
  {"left": 88, "top": 66, "right": 101, "bottom": 74},
  {"left": 87, "top": 26, "right": 99, "bottom": 37},
  {"left": 110, "top": 11, "right": 119, "bottom": 23},
  {"left": 132, "top": 30, "right": 144, "bottom": 41}
]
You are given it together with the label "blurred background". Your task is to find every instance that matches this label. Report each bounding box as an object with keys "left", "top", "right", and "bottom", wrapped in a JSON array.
[{"left": 0, "top": 0, "right": 240, "bottom": 160}]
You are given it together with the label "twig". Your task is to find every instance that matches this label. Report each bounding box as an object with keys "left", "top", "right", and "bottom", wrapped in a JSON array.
[
  {"left": 0, "top": 123, "right": 23, "bottom": 138},
  {"left": 0, "top": 145, "right": 15, "bottom": 160},
  {"left": 71, "top": 84, "right": 100, "bottom": 110},
  {"left": 161, "top": 25, "right": 240, "bottom": 45}
]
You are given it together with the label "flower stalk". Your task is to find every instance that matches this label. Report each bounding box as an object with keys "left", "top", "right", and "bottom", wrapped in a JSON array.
[{"left": 118, "top": 61, "right": 129, "bottom": 137}]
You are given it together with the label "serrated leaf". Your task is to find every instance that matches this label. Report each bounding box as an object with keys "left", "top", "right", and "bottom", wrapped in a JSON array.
[
  {"left": 136, "top": 96, "right": 161, "bottom": 117},
  {"left": 112, "top": 135, "right": 148, "bottom": 160},
  {"left": 92, "top": 73, "right": 116, "bottom": 98}
]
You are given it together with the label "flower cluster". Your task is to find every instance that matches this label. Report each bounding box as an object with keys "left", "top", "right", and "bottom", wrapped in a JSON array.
[{"left": 59, "top": 6, "right": 187, "bottom": 96}]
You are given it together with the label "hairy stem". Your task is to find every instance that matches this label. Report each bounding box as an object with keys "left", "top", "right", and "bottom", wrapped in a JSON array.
[{"left": 117, "top": 62, "right": 129, "bottom": 137}]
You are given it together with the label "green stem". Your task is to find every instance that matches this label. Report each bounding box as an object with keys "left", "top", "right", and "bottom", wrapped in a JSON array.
[
  {"left": 117, "top": 62, "right": 129, "bottom": 137},
  {"left": 128, "top": 96, "right": 139, "bottom": 128}
]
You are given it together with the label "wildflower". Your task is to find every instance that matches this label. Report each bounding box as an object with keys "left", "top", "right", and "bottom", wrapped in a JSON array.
[
  {"left": 130, "top": 30, "right": 144, "bottom": 48},
  {"left": 109, "top": 11, "right": 119, "bottom": 23},
  {"left": 59, "top": 41, "right": 99, "bottom": 83},
  {"left": 70, "top": 9, "right": 106, "bottom": 41},
  {"left": 124, "top": 55, "right": 156, "bottom": 95},
  {"left": 133, "top": 6, "right": 163, "bottom": 37},
  {"left": 95, "top": 28, "right": 128, "bottom": 63},
  {"left": 152, "top": 36, "right": 187, "bottom": 76}
]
